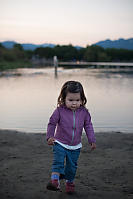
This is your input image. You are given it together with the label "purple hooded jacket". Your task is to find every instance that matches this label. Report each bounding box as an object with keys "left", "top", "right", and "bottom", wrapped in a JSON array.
[{"left": 46, "top": 105, "right": 96, "bottom": 146}]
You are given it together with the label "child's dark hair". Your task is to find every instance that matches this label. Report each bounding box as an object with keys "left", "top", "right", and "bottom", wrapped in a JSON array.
[{"left": 57, "top": 81, "right": 87, "bottom": 107}]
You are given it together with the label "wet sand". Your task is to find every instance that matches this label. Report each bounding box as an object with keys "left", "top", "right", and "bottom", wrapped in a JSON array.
[{"left": 0, "top": 129, "right": 133, "bottom": 199}]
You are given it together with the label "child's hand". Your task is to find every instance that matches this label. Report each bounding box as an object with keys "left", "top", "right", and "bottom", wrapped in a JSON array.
[
  {"left": 90, "top": 143, "right": 96, "bottom": 150},
  {"left": 47, "top": 137, "right": 55, "bottom": 145}
]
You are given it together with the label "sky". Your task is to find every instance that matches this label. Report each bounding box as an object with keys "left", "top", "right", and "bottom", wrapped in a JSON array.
[{"left": 0, "top": 0, "right": 133, "bottom": 47}]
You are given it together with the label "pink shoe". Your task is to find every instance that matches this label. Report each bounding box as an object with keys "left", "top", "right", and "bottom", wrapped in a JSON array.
[
  {"left": 46, "top": 179, "right": 60, "bottom": 191},
  {"left": 66, "top": 182, "right": 75, "bottom": 194}
]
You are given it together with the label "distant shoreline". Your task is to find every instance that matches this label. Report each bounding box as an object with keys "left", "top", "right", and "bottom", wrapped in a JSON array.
[
  {"left": 1, "top": 62, "right": 133, "bottom": 73},
  {"left": 0, "top": 128, "right": 132, "bottom": 135}
]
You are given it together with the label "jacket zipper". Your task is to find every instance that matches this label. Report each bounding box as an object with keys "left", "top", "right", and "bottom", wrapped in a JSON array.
[{"left": 71, "top": 110, "right": 76, "bottom": 144}]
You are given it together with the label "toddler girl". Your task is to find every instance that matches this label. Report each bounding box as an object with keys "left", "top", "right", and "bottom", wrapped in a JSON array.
[{"left": 46, "top": 81, "right": 96, "bottom": 193}]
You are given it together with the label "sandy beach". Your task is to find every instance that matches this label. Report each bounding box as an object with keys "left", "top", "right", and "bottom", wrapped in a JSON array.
[{"left": 0, "top": 129, "right": 133, "bottom": 199}]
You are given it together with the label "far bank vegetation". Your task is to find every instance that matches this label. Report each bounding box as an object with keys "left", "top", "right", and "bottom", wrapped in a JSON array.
[{"left": 0, "top": 43, "right": 133, "bottom": 71}]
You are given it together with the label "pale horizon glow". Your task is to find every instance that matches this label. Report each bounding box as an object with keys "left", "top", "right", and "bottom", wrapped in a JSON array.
[{"left": 0, "top": 0, "right": 133, "bottom": 47}]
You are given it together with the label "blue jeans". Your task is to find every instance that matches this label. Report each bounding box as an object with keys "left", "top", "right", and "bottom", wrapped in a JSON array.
[{"left": 52, "top": 143, "right": 80, "bottom": 181}]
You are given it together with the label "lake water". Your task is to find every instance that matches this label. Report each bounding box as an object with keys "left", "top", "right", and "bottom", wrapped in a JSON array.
[{"left": 0, "top": 67, "right": 133, "bottom": 133}]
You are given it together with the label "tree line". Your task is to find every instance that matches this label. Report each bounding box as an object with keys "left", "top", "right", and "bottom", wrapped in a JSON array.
[
  {"left": 33, "top": 44, "right": 133, "bottom": 62},
  {"left": 0, "top": 43, "right": 133, "bottom": 70}
]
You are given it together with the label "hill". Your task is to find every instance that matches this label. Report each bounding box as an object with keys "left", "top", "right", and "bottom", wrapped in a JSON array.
[
  {"left": 94, "top": 38, "right": 133, "bottom": 50},
  {"left": 1, "top": 38, "right": 133, "bottom": 50},
  {"left": 1, "top": 41, "right": 55, "bottom": 50}
]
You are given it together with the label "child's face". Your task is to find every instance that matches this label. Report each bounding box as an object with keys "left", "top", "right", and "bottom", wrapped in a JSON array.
[{"left": 65, "top": 92, "right": 82, "bottom": 111}]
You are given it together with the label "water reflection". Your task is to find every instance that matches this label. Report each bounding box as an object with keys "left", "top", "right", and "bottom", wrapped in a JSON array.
[{"left": 0, "top": 67, "right": 133, "bottom": 133}]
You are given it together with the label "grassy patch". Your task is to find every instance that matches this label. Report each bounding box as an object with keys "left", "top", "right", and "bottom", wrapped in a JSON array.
[{"left": 0, "top": 61, "right": 32, "bottom": 71}]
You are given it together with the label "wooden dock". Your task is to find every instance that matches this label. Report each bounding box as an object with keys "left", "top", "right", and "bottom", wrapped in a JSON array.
[{"left": 58, "top": 61, "right": 133, "bottom": 68}]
